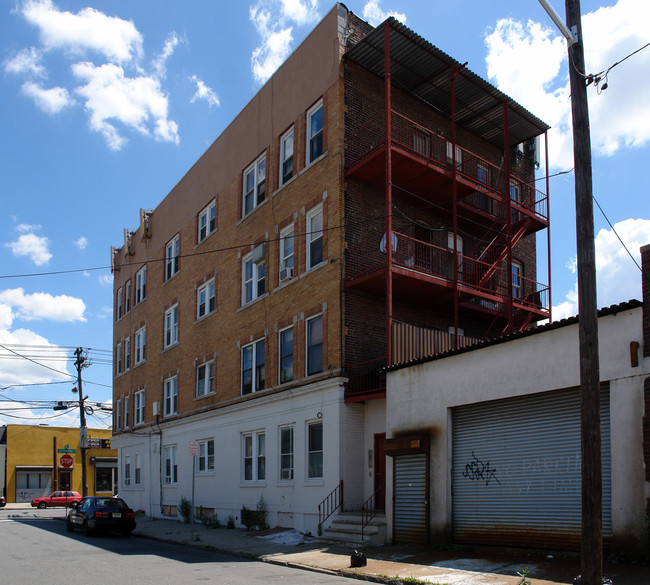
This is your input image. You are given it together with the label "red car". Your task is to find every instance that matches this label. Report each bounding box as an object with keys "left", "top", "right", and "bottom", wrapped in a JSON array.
[{"left": 31, "top": 491, "right": 82, "bottom": 509}]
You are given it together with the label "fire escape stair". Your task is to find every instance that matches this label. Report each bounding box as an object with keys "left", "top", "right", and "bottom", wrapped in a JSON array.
[{"left": 318, "top": 511, "right": 387, "bottom": 546}]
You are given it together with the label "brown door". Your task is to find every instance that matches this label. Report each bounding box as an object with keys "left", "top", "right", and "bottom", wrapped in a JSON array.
[{"left": 374, "top": 433, "right": 386, "bottom": 510}]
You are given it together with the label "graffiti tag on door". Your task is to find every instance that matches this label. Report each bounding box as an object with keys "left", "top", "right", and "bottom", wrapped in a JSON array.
[{"left": 462, "top": 451, "right": 500, "bottom": 486}]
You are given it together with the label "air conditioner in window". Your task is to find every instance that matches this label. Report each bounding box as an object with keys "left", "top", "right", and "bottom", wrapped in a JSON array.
[
  {"left": 152, "top": 401, "right": 161, "bottom": 417},
  {"left": 279, "top": 267, "right": 294, "bottom": 281},
  {"left": 281, "top": 469, "right": 293, "bottom": 481}
]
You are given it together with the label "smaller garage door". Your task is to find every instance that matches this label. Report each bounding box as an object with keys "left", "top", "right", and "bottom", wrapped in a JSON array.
[
  {"left": 394, "top": 453, "right": 428, "bottom": 545},
  {"left": 15, "top": 468, "right": 52, "bottom": 503}
]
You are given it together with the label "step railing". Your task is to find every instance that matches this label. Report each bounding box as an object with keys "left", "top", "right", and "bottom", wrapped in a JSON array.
[
  {"left": 318, "top": 480, "right": 343, "bottom": 529},
  {"left": 361, "top": 486, "right": 384, "bottom": 541}
]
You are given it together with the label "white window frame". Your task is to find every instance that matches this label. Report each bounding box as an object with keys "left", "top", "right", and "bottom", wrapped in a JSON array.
[
  {"left": 197, "top": 279, "right": 216, "bottom": 319},
  {"left": 165, "top": 235, "right": 180, "bottom": 280},
  {"left": 116, "top": 342, "right": 122, "bottom": 376},
  {"left": 123, "top": 396, "right": 129, "bottom": 429},
  {"left": 196, "top": 360, "right": 215, "bottom": 398},
  {"left": 134, "top": 327, "right": 146, "bottom": 365},
  {"left": 306, "top": 204, "right": 324, "bottom": 270},
  {"left": 163, "top": 376, "right": 177, "bottom": 416},
  {"left": 163, "top": 445, "right": 178, "bottom": 485},
  {"left": 279, "top": 326, "right": 293, "bottom": 384},
  {"left": 124, "top": 455, "right": 131, "bottom": 486},
  {"left": 241, "top": 339, "right": 265, "bottom": 395},
  {"left": 135, "top": 266, "right": 146, "bottom": 305},
  {"left": 279, "top": 425, "right": 294, "bottom": 481},
  {"left": 116, "top": 286, "right": 123, "bottom": 320},
  {"left": 306, "top": 314, "right": 323, "bottom": 376},
  {"left": 135, "top": 453, "right": 142, "bottom": 485},
  {"left": 242, "top": 431, "right": 266, "bottom": 482},
  {"left": 307, "top": 100, "right": 323, "bottom": 165},
  {"left": 164, "top": 305, "right": 179, "bottom": 348},
  {"left": 125, "top": 281, "right": 131, "bottom": 313},
  {"left": 134, "top": 389, "right": 145, "bottom": 426},
  {"left": 279, "top": 225, "right": 294, "bottom": 280},
  {"left": 307, "top": 421, "right": 323, "bottom": 479},
  {"left": 279, "top": 127, "right": 294, "bottom": 186},
  {"left": 446, "top": 141, "right": 462, "bottom": 168},
  {"left": 243, "top": 154, "right": 266, "bottom": 216},
  {"left": 198, "top": 200, "right": 216, "bottom": 243},
  {"left": 124, "top": 336, "right": 131, "bottom": 370},
  {"left": 512, "top": 260, "right": 523, "bottom": 299},
  {"left": 242, "top": 251, "right": 265, "bottom": 305},
  {"left": 115, "top": 399, "right": 121, "bottom": 431},
  {"left": 197, "top": 439, "right": 215, "bottom": 473}
]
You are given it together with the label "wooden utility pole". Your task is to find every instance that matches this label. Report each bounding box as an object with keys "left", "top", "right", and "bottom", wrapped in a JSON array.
[
  {"left": 565, "top": 1, "right": 602, "bottom": 583},
  {"left": 74, "top": 347, "right": 89, "bottom": 497}
]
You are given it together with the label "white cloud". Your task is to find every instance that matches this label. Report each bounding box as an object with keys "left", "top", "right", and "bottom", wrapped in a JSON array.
[
  {"left": 74, "top": 236, "right": 88, "bottom": 250},
  {"left": 72, "top": 61, "right": 179, "bottom": 150},
  {"left": 485, "top": 0, "right": 650, "bottom": 169},
  {"left": 0, "top": 288, "right": 86, "bottom": 323},
  {"left": 190, "top": 75, "right": 220, "bottom": 109},
  {"left": 250, "top": 0, "right": 320, "bottom": 84},
  {"left": 152, "top": 32, "right": 183, "bottom": 80},
  {"left": 362, "top": 0, "right": 406, "bottom": 26},
  {"left": 98, "top": 274, "right": 112, "bottom": 288},
  {"left": 5, "top": 233, "right": 52, "bottom": 266},
  {"left": 20, "top": 0, "right": 143, "bottom": 63},
  {"left": 16, "top": 223, "right": 42, "bottom": 233},
  {"left": 21, "top": 81, "right": 74, "bottom": 114},
  {"left": 4, "top": 46, "right": 46, "bottom": 77},
  {"left": 552, "top": 218, "right": 650, "bottom": 320}
]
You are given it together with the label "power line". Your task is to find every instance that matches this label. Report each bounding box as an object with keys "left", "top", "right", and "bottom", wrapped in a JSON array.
[{"left": 592, "top": 195, "right": 642, "bottom": 272}]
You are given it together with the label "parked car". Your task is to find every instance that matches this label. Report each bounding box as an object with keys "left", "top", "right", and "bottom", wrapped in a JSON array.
[
  {"left": 31, "top": 491, "right": 82, "bottom": 509},
  {"left": 0, "top": 495, "right": 6, "bottom": 507},
  {"left": 67, "top": 496, "right": 136, "bottom": 536}
]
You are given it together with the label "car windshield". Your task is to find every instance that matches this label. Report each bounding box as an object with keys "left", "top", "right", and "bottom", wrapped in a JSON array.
[{"left": 96, "top": 498, "right": 129, "bottom": 509}]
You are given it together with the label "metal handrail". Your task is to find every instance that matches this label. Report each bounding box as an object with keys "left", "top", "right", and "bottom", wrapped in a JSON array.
[
  {"left": 360, "top": 486, "right": 384, "bottom": 541},
  {"left": 318, "top": 480, "right": 343, "bottom": 528}
]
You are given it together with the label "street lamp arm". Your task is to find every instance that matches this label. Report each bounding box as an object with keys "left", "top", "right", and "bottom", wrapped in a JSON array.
[{"left": 538, "top": 0, "right": 578, "bottom": 45}]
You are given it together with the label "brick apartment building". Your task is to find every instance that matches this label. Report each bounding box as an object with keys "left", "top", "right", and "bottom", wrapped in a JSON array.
[{"left": 111, "top": 5, "right": 551, "bottom": 539}]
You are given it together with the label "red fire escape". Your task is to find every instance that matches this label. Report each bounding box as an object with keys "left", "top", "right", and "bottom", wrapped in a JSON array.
[{"left": 343, "top": 19, "right": 551, "bottom": 400}]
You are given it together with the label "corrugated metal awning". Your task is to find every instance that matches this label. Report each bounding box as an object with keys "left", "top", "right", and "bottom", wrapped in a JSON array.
[
  {"left": 345, "top": 18, "right": 550, "bottom": 148},
  {"left": 15, "top": 465, "right": 53, "bottom": 470}
]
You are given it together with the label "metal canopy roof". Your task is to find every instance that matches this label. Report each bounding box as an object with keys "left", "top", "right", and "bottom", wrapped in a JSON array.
[{"left": 345, "top": 18, "right": 550, "bottom": 149}]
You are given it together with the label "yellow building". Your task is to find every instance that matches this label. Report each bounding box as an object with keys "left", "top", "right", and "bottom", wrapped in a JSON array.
[{"left": 0, "top": 425, "right": 117, "bottom": 503}]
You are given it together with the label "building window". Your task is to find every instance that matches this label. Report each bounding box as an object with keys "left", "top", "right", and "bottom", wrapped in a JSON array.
[
  {"left": 280, "top": 128, "right": 294, "bottom": 185},
  {"left": 164, "top": 305, "right": 179, "bottom": 348},
  {"left": 124, "top": 455, "right": 131, "bottom": 486},
  {"left": 135, "top": 453, "right": 142, "bottom": 485},
  {"left": 197, "top": 439, "right": 215, "bottom": 473},
  {"left": 243, "top": 154, "right": 266, "bottom": 216},
  {"left": 123, "top": 396, "right": 129, "bottom": 428},
  {"left": 197, "top": 279, "right": 215, "bottom": 319},
  {"left": 512, "top": 261, "right": 523, "bottom": 299},
  {"left": 95, "top": 466, "right": 116, "bottom": 493},
  {"left": 116, "top": 342, "right": 122, "bottom": 376},
  {"left": 135, "top": 266, "right": 146, "bottom": 305},
  {"left": 307, "top": 100, "right": 323, "bottom": 164},
  {"left": 307, "top": 421, "right": 323, "bottom": 479},
  {"left": 198, "top": 200, "right": 216, "bottom": 243},
  {"left": 124, "top": 336, "right": 131, "bottom": 370},
  {"left": 242, "top": 249, "right": 265, "bottom": 304},
  {"left": 125, "top": 281, "right": 131, "bottom": 313},
  {"left": 115, "top": 399, "right": 121, "bottom": 431},
  {"left": 306, "top": 205, "right": 323, "bottom": 269},
  {"left": 279, "top": 327, "right": 293, "bottom": 384},
  {"left": 164, "top": 376, "right": 177, "bottom": 416},
  {"left": 280, "top": 426, "right": 294, "bottom": 481},
  {"left": 243, "top": 431, "right": 265, "bottom": 482},
  {"left": 164, "top": 445, "right": 178, "bottom": 484},
  {"left": 242, "top": 339, "right": 265, "bottom": 395},
  {"left": 306, "top": 315, "right": 323, "bottom": 376},
  {"left": 196, "top": 360, "right": 214, "bottom": 397},
  {"left": 116, "top": 286, "right": 123, "bottom": 320},
  {"left": 446, "top": 141, "right": 462, "bottom": 168},
  {"left": 165, "top": 235, "right": 180, "bottom": 280},
  {"left": 134, "top": 390, "right": 145, "bottom": 426},
  {"left": 510, "top": 179, "right": 521, "bottom": 221},
  {"left": 134, "top": 327, "right": 146, "bottom": 365},
  {"left": 279, "top": 225, "right": 294, "bottom": 281}
]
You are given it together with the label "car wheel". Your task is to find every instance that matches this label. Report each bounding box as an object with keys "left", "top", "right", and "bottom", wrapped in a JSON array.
[
  {"left": 37, "top": 501, "right": 47, "bottom": 509},
  {"left": 83, "top": 520, "right": 93, "bottom": 536},
  {"left": 66, "top": 519, "right": 74, "bottom": 533}
]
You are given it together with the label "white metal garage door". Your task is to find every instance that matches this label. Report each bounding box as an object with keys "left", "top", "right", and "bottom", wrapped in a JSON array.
[
  {"left": 452, "top": 387, "right": 611, "bottom": 549},
  {"left": 394, "top": 453, "right": 428, "bottom": 545}
]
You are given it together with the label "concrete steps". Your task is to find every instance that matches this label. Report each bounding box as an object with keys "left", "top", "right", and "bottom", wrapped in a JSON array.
[{"left": 319, "top": 512, "right": 386, "bottom": 546}]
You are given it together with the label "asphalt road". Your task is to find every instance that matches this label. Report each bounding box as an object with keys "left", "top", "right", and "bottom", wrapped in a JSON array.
[{"left": 0, "top": 509, "right": 355, "bottom": 585}]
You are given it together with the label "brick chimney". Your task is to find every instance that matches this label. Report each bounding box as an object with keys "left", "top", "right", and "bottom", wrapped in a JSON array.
[{"left": 642, "top": 244, "right": 650, "bottom": 358}]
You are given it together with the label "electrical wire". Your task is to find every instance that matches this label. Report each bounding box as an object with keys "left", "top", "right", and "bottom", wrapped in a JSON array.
[{"left": 592, "top": 195, "right": 642, "bottom": 272}]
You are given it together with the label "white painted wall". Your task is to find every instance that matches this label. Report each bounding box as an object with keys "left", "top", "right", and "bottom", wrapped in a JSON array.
[{"left": 386, "top": 305, "right": 649, "bottom": 550}]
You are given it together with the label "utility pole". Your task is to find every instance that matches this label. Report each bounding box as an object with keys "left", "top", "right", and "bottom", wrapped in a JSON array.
[
  {"left": 538, "top": 2, "right": 602, "bottom": 583},
  {"left": 74, "top": 347, "right": 89, "bottom": 497}
]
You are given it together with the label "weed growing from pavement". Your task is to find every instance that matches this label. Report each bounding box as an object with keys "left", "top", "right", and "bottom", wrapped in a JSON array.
[
  {"left": 517, "top": 567, "right": 532, "bottom": 585},
  {"left": 401, "top": 577, "right": 430, "bottom": 585}
]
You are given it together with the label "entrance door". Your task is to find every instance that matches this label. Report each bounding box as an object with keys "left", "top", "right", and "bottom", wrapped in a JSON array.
[
  {"left": 393, "top": 453, "right": 428, "bottom": 545},
  {"left": 374, "top": 433, "right": 386, "bottom": 510},
  {"left": 58, "top": 469, "right": 72, "bottom": 492}
]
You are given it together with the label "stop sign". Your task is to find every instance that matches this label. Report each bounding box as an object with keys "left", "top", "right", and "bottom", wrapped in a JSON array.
[{"left": 60, "top": 454, "right": 74, "bottom": 468}]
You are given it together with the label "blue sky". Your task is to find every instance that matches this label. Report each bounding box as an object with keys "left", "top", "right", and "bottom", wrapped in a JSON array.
[{"left": 1, "top": 0, "right": 648, "bottom": 427}]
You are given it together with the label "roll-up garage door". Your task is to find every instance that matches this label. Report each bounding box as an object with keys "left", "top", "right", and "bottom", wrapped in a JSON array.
[
  {"left": 452, "top": 386, "right": 611, "bottom": 550},
  {"left": 394, "top": 453, "right": 428, "bottom": 545}
]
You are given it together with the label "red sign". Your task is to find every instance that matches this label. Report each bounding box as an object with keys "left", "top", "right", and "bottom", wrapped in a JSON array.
[
  {"left": 189, "top": 440, "right": 199, "bottom": 457},
  {"left": 60, "top": 454, "right": 74, "bottom": 468}
]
